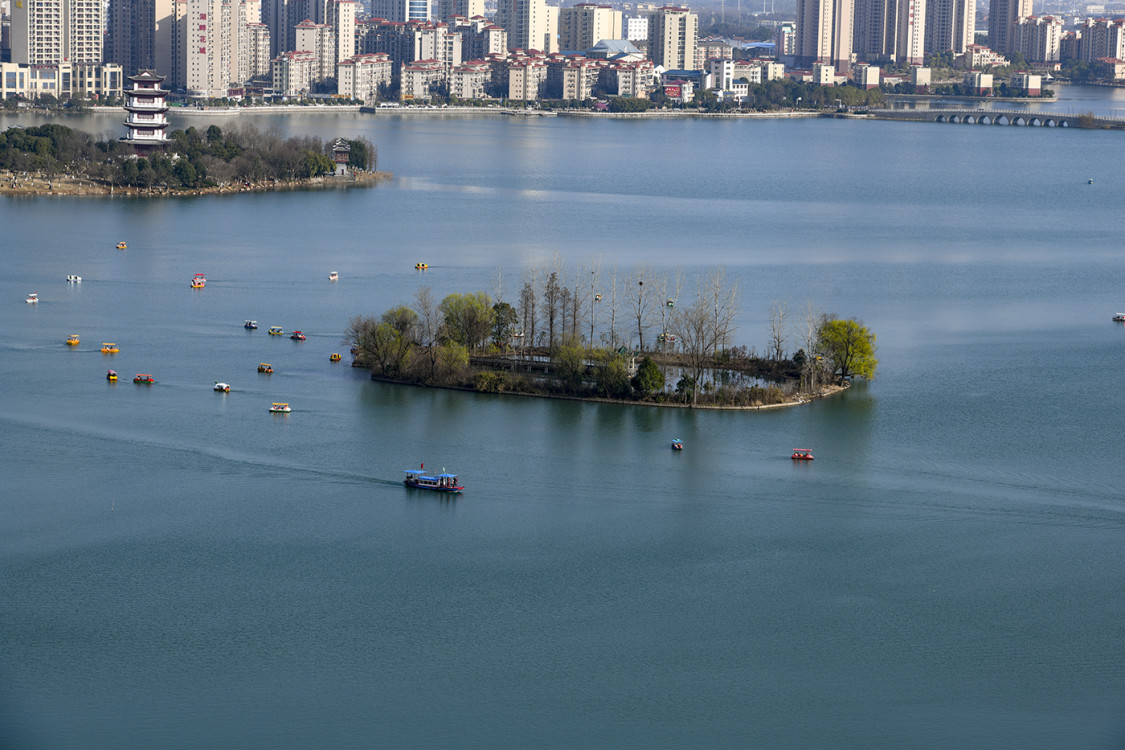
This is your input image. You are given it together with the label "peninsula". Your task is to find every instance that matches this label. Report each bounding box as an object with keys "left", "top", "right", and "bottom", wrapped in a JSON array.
[{"left": 0, "top": 123, "right": 386, "bottom": 196}]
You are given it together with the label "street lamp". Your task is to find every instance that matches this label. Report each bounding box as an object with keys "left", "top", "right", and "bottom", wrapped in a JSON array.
[{"left": 796, "top": 96, "right": 802, "bottom": 110}]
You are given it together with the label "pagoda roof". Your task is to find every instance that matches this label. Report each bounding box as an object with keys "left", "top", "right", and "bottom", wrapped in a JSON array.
[{"left": 129, "top": 70, "right": 166, "bottom": 83}]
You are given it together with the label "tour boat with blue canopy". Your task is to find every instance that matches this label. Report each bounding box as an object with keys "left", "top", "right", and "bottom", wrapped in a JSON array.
[
  {"left": 671, "top": 439, "right": 683, "bottom": 450},
  {"left": 244, "top": 320, "right": 258, "bottom": 329},
  {"left": 1113, "top": 313, "right": 1125, "bottom": 322},
  {"left": 403, "top": 466, "right": 463, "bottom": 493}
]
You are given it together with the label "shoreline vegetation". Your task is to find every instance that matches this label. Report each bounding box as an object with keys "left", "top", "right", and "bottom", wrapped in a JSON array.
[
  {"left": 0, "top": 122, "right": 384, "bottom": 197},
  {"left": 345, "top": 268, "right": 878, "bottom": 411}
]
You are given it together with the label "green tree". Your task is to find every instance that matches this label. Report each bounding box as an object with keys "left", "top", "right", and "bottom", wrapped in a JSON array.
[
  {"left": 346, "top": 314, "right": 413, "bottom": 376},
  {"left": 173, "top": 159, "right": 197, "bottom": 187},
  {"left": 440, "top": 292, "right": 494, "bottom": 353},
  {"left": 606, "top": 97, "right": 652, "bottom": 113},
  {"left": 382, "top": 305, "right": 419, "bottom": 341},
  {"left": 592, "top": 350, "right": 632, "bottom": 398},
  {"left": 631, "top": 356, "right": 664, "bottom": 397},
  {"left": 817, "top": 318, "right": 878, "bottom": 380},
  {"left": 554, "top": 341, "right": 587, "bottom": 392},
  {"left": 491, "top": 301, "right": 518, "bottom": 348},
  {"left": 436, "top": 341, "right": 470, "bottom": 382}
]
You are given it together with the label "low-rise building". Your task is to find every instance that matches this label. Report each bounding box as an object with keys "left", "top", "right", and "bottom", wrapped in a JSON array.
[
  {"left": 0, "top": 61, "right": 123, "bottom": 100},
  {"left": 1097, "top": 56, "right": 1125, "bottom": 80},
  {"left": 964, "top": 70, "right": 994, "bottom": 95},
  {"left": 508, "top": 57, "right": 548, "bottom": 100},
  {"left": 965, "top": 45, "right": 1009, "bottom": 69},
  {"left": 449, "top": 60, "right": 492, "bottom": 99},
  {"left": 708, "top": 58, "right": 734, "bottom": 90},
  {"left": 694, "top": 37, "right": 732, "bottom": 72},
  {"left": 604, "top": 58, "right": 653, "bottom": 97},
  {"left": 401, "top": 58, "right": 446, "bottom": 101},
  {"left": 272, "top": 50, "right": 316, "bottom": 97},
  {"left": 337, "top": 52, "right": 393, "bottom": 101},
  {"left": 852, "top": 63, "right": 880, "bottom": 89},
  {"left": 661, "top": 78, "right": 693, "bottom": 103},
  {"left": 911, "top": 65, "right": 931, "bottom": 89},
  {"left": 1010, "top": 71, "right": 1042, "bottom": 94},
  {"left": 812, "top": 62, "right": 835, "bottom": 85}
]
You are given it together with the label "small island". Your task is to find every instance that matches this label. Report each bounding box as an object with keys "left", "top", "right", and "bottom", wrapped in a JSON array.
[
  {"left": 346, "top": 265, "right": 877, "bottom": 409},
  {"left": 0, "top": 122, "right": 387, "bottom": 197}
]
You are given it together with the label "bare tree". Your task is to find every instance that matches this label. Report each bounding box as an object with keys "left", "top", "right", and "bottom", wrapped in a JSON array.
[
  {"left": 768, "top": 299, "right": 788, "bottom": 362},
  {"left": 706, "top": 267, "right": 738, "bottom": 356},
  {"left": 586, "top": 257, "right": 602, "bottom": 345},
  {"left": 543, "top": 269, "right": 562, "bottom": 350},
  {"left": 607, "top": 264, "right": 620, "bottom": 349},
  {"left": 673, "top": 285, "right": 721, "bottom": 406},
  {"left": 413, "top": 286, "right": 443, "bottom": 379},
  {"left": 492, "top": 265, "right": 505, "bottom": 305},
  {"left": 655, "top": 267, "right": 684, "bottom": 352},
  {"left": 569, "top": 262, "right": 586, "bottom": 339},
  {"left": 628, "top": 263, "right": 655, "bottom": 352},
  {"left": 800, "top": 301, "right": 826, "bottom": 393}
]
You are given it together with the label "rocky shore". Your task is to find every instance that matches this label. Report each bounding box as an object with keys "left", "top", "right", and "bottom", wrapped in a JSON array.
[{"left": 0, "top": 168, "right": 391, "bottom": 197}]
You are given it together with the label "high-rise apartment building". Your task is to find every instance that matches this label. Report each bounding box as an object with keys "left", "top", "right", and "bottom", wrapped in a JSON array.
[
  {"left": 1012, "top": 15, "right": 1061, "bottom": 62},
  {"left": 436, "top": 0, "right": 485, "bottom": 23},
  {"left": 295, "top": 19, "right": 334, "bottom": 82},
  {"left": 328, "top": 1, "right": 357, "bottom": 70},
  {"left": 774, "top": 21, "right": 795, "bottom": 58},
  {"left": 795, "top": 0, "right": 853, "bottom": 72},
  {"left": 181, "top": 0, "right": 232, "bottom": 97},
  {"left": 924, "top": 0, "right": 975, "bottom": 55},
  {"left": 646, "top": 6, "right": 697, "bottom": 70},
  {"left": 1076, "top": 18, "right": 1125, "bottom": 63},
  {"left": 10, "top": 0, "right": 103, "bottom": 65},
  {"left": 369, "top": 0, "right": 430, "bottom": 23},
  {"left": 558, "top": 4, "right": 622, "bottom": 52},
  {"left": 264, "top": 0, "right": 307, "bottom": 56},
  {"left": 451, "top": 16, "right": 507, "bottom": 61},
  {"left": 245, "top": 21, "right": 272, "bottom": 77},
  {"left": 988, "top": 0, "right": 1032, "bottom": 54},
  {"left": 855, "top": 0, "right": 925, "bottom": 64},
  {"left": 496, "top": 0, "right": 557, "bottom": 53}
]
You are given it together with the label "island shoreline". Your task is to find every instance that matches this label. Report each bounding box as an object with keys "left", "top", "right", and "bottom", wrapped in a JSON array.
[{"left": 365, "top": 369, "right": 848, "bottom": 410}]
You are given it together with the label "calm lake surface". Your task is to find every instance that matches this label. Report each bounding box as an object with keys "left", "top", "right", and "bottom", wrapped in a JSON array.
[{"left": 2, "top": 88, "right": 1124, "bottom": 749}]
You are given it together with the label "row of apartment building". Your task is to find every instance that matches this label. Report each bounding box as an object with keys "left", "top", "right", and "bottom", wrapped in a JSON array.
[
  {"left": 794, "top": 0, "right": 1125, "bottom": 73},
  {"left": 2, "top": 0, "right": 701, "bottom": 99}
]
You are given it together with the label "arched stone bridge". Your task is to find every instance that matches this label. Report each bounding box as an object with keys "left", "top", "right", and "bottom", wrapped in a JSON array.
[{"left": 863, "top": 109, "right": 1125, "bottom": 129}]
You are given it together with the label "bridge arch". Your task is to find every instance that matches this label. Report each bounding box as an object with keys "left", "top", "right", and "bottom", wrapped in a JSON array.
[
  {"left": 1014, "top": 116, "right": 1027, "bottom": 126},
  {"left": 1030, "top": 117, "right": 1042, "bottom": 127},
  {"left": 964, "top": 115, "right": 977, "bottom": 124},
  {"left": 950, "top": 114, "right": 962, "bottom": 123},
  {"left": 935, "top": 114, "right": 948, "bottom": 123},
  {"left": 979, "top": 115, "right": 992, "bottom": 124},
  {"left": 996, "top": 115, "right": 1011, "bottom": 125}
]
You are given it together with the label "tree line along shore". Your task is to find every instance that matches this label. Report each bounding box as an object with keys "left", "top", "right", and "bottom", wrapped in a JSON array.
[
  {"left": 0, "top": 123, "right": 384, "bottom": 195},
  {"left": 346, "top": 264, "right": 878, "bottom": 409}
]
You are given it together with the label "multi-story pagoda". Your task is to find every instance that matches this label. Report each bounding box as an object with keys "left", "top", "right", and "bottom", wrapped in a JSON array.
[{"left": 121, "top": 71, "right": 169, "bottom": 155}]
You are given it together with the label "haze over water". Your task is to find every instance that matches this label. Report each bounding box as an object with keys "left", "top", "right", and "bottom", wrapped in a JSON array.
[{"left": 2, "top": 89, "right": 1124, "bottom": 749}]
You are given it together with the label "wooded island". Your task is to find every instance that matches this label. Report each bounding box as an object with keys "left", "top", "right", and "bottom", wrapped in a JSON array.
[{"left": 347, "top": 264, "right": 878, "bottom": 409}]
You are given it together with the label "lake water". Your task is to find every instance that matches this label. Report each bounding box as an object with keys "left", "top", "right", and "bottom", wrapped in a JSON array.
[{"left": 2, "top": 88, "right": 1124, "bottom": 749}]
